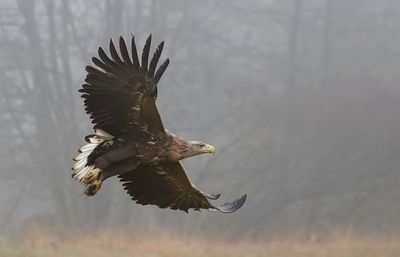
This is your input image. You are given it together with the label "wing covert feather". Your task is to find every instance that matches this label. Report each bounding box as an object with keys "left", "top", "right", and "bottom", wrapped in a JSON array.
[
  {"left": 79, "top": 35, "right": 169, "bottom": 136},
  {"left": 119, "top": 162, "right": 246, "bottom": 213}
]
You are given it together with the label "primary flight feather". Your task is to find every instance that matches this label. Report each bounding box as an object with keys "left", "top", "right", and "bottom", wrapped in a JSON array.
[{"left": 72, "top": 35, "right": 246, "bottom": 213}]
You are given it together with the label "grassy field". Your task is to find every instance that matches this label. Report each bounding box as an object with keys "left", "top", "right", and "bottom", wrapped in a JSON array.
[{"left": 1, "top": 230, "right": 400, "bottom": 257}]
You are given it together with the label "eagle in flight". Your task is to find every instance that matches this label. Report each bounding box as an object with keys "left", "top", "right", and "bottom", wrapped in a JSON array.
[{"left": 72, "top": 35, "right": 246, "bottom": 213}]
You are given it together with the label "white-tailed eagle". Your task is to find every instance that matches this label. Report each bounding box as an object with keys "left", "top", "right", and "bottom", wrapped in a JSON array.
[{"left": 72, "top": 35, "right": 246, "bottom": 213}]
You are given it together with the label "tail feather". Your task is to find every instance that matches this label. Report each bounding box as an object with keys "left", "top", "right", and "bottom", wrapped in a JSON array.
[
  {"left": 73, "top": 158, "right": 87, "bottom": 171},
  {"left": 73, "top": 150, "right": 91, "bottom": 161},
  {"left": 73, "top": 165, "right": 92, "bottom": 181},
  {"left": 72, "top": 129, "right": 113, "bottom": 183},
  {"left": 79, "top": 143, "right": 97, "bottom": 153}
]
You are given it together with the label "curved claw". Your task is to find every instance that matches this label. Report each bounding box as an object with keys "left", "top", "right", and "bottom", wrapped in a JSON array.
[{"left": 213, "top": 194, "right": 247, "bottom": 214}]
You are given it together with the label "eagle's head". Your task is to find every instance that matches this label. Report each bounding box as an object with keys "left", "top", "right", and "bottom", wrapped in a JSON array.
[{"left": 187, "top": 141, "right": 216, "bottom": 156}]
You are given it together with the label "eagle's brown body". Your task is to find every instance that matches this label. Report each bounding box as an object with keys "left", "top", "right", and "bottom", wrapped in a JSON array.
[
  {"left": 72, "top": 35, "right": 246, "bottom": 213},
  {"left": 87, "top": 130, "right": 204, "bottom": 179}
]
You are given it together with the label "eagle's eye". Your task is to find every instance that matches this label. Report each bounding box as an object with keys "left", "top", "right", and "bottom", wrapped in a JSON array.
[{"left": 199, "top": 143, "right": 206, "bottom": 147}]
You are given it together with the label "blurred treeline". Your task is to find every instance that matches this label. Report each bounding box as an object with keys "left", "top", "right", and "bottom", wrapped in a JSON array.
[{"left": 1, "top": 0, "right": 400, "bottom": 239}]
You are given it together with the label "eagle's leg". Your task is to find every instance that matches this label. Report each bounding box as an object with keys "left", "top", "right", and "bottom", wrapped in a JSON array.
[
  {"left": 84, "top": 159, "right": 139, "bottom": 196},
  {"left": 83, "top": 169, "right": 102, "bottom": 196},
  {"left": 84, "top": 143, "right": 139, "bottom": 196}
]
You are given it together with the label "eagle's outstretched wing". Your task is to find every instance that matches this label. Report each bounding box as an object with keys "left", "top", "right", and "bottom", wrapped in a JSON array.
[
  {"left": 119, "top": 162, "right": 247, "bottom": 213},
  {"left": 79, "top": 35, "right": 169, "bottom": 136}
]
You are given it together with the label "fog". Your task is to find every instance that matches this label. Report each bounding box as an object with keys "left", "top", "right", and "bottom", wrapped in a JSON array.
[{"left": 1, "top": 0, "right": 400, "bottom": 241}]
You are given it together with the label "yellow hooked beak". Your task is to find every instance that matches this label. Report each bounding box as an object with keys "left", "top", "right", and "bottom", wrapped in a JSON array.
[{"left": 202, "top": 144, "right": 216, "bottom": 154}]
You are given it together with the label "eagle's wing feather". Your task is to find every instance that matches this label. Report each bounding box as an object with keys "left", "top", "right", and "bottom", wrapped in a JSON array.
[
  {"left": 79, "top": 35, "right": 169, "bottom": 136},
  {"left": 119, "top": 162, "right": 246, "bottom": 213}
]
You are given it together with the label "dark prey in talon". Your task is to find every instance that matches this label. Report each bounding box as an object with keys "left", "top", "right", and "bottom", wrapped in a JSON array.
[{"left": 72, "top": 35, "right": 247, "bottom": 213}]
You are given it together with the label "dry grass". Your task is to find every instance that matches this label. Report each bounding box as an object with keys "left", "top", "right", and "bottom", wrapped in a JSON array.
[{"left": 1, "top": 229, "right": 400, "bottom": 257}]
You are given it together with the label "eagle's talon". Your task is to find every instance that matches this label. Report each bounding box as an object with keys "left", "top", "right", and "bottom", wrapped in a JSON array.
[{"left": 84, "top": 180, "right": 102, "bottom": 196}]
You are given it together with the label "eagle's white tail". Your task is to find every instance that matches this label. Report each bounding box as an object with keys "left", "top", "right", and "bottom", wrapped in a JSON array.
[{"left": 72, "top": 129, "right": 113, "bottom": 183}]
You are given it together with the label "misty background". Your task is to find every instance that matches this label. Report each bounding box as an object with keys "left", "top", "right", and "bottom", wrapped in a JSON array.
[{"left": 1, "top": 0, "right": 400, "bottom": 239}]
